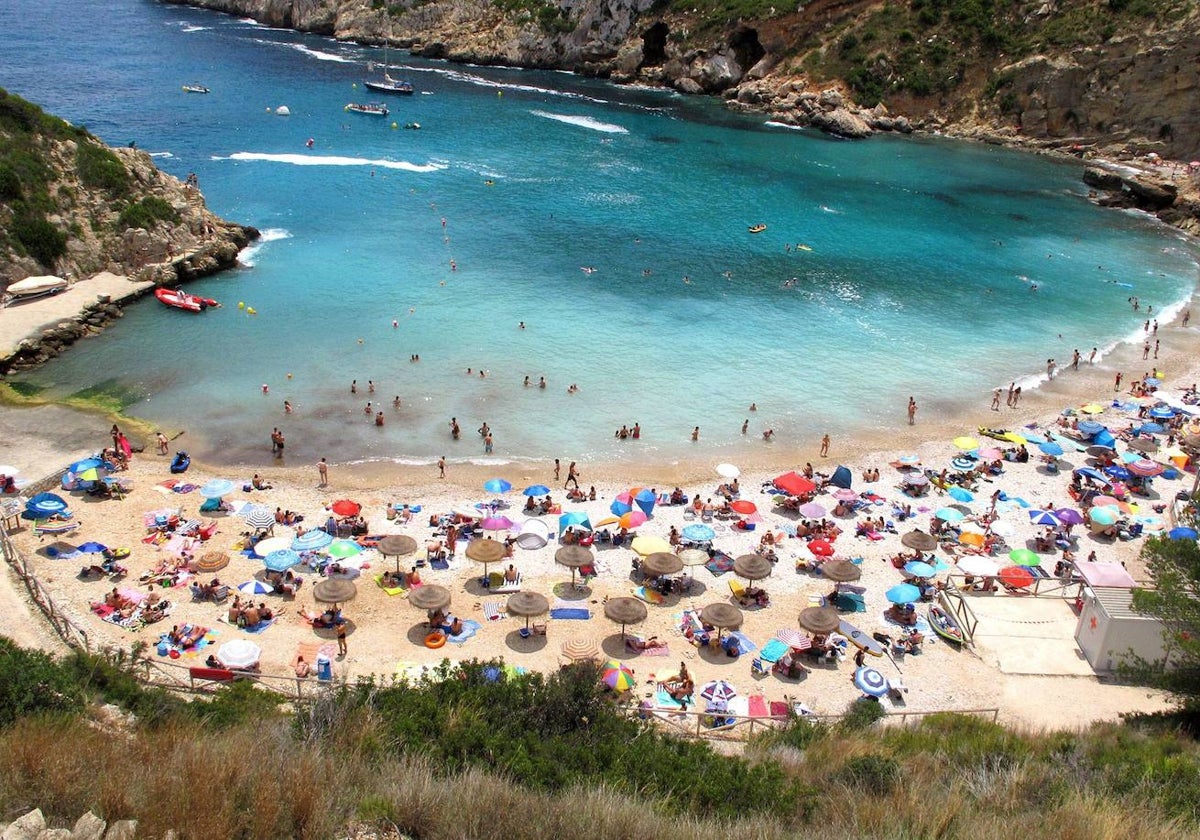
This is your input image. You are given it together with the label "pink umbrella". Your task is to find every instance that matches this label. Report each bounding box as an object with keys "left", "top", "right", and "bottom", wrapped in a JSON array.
[
  {"left": 481, "top": 515, "right": 515, "bottom": 531},
  {"left": 774, "top": 628, "right": 812, "bottom": 650},
  {"left": 977, "top": 447, "right": 1003, "bottom": 461},
  {"left": 832, "top": 488, "right": 858, "bottom": 502},
  {"left": 1127, "top": 459, "right": 1164, "bottom": 477},
  {"left": 619, "top": 510, "right": 648, "bottom": 529},
  {"left": 798, "top": 502, "right": 827, "bottom": 518}
]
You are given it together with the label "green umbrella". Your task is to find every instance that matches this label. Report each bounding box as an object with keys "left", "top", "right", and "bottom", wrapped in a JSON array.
[
  {"left": 327, "top": 539, "right": 362, "bottom": 559},
  {"left": 1007, "top": 548, "right": 1041, "bottom": 567}
]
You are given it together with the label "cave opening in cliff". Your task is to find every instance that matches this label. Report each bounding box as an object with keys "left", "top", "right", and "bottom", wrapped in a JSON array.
[
  {"left": 729, "top": 26, "right": 764, "bottom": 74},
  {"left": 641, "top": 23, "right": 669, "bottom": 67}
]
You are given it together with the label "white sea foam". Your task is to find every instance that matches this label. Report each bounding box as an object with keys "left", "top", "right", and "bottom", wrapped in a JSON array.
[
  {"left": 148, "top": 152, "right": 173, "bottom": 158},
  {"left": 237, "top": 228, "right": 291, "bottom": 267},
  {"left": 289, "top": 43, "right": 354, "bottom": 63},
  {"left": 399, "top": 65, "right": 610, "bottom": 104},
  {"left": 215, "top": 152, "right": 447, "bottom": 173},
  {"left": 529, "top": 111, "right": 628, "bottom": 134},
  {"left": 764, "top": 120, "right": 804, "bottom": 131},
  {"left": 181, "top": 25, "right": 210, "bottom": 33}
]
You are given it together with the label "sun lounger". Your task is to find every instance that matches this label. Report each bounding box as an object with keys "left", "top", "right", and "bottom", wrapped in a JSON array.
[
  {"left": 487, "top": 571, "right": 522, "bottom": 593},
  {"left": 34, "top": 520, "right": 80, "bottom": 539}
]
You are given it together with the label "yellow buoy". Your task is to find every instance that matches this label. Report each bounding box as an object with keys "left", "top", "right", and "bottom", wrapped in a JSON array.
[
  {"left": 391, "top": 121, "right": 398, "bottom": 129},
  {"left": 357, "top": 338, "right": 364, "bottom": 344},
  {"left": 352, "top": 82, "right": 357, "bottom": 88},
  {"left": 498, "top": 91, "right": 503, "bottom": 97},
  {"left": 237, "top": 301, "right": 245, "bottom": 309},
  {"left": 246, "top": 307, "right": 257, "bottom": 315},
  {"left": 287, "top": 373, "right": 293, "bottom": 379}
]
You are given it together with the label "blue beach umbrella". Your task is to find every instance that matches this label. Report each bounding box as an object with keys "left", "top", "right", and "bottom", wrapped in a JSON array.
[
  {"left": 236, "top": 580, "right": 274, "bottom": 596},
  {"left": 67, "top": 458, "right": 104, "bottom": 474},
  {"left": 25, "top": 492, "right": 69, "bottom": 518},
  {"left": 77, "top": 541, "right": 108, "bottom": 554},
  {"left": 903, "top": 560, "right": 937, "bottom": 579},
  {"left": 1038, "top": 441, "right": 1064, "bottom": 457},
  {"left": 634, "top": 488, "right": 657, "bottom": 517},
  {"left": 947, "top": 487, "right": 974, "bottom": 504},
  {"left": 885, "top": 583, "right": 920, "bottom": 605},
  {"left": 1076, "top": 420, "right": 1106, "bottom": 437},
  {"left": 1089, "top": 507, "right": 1119, "bottom": 526},
  {"left": 934, "top": 507, "right": 964, "bottom": 523},
  {"left": 1029, "top": 509, "right": 1062, "bottom": 527},
  {"left": 558, "top": 511, "right": 591, "bottom": 535},
  {"left": 609, "top": 496, "right": 633, "bottom": 516},
  {"left": 682, "top": 524, "right": 716, "bottom": 542},
  {"left": 854, "top": 666, "right": 889, "bottom": 698},
  {"left": 1144, "top": 377, "right": 1161, "bottom": 386},
  {"left": 1149, "top": 406, "right": 1176, "bottom": 419},
  {"left": 523, "top": 484, "right": 551, "bottom": 497},
  {"left": 199, "top": 478, "right": 236, "bottom": 499},
  {"left": 1137, "top": 422, "right": 1165, "bottom": 435},
  {"left": 263, "top": 549, "right": 301, "bottom": 572},
  {"left": 1168, "top": 527, "right": 1197, "bottom": 541},
  {"left": 1104, "top": 465, "right": 1132, "bottom": 482},
  {"left": 950, "top": 457, "right": 975, "bottom": 472},
  {"left": 483, "top": 478, "right": 512, "bottom": 494},
  {"left": 292, "top": 529, "right": 333, "bottom": 552},
  {"left": 1074, "top": 467, "right": 1113, "bottom": 487}
]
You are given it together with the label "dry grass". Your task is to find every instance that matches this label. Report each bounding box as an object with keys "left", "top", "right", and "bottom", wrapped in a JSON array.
[{"left": 0, "top": 712, "right": 1197, "bottom": 840}]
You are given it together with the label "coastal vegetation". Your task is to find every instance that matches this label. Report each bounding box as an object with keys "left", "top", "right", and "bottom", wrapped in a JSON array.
[
  {"left": 2, "top": 635, "right": 1200, "bottom": 838},
  {"left": 1129, "top": 535, "right": 1200, "bottom": 710}
]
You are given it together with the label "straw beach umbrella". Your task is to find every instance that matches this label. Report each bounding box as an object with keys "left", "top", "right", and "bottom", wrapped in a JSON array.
[
  {"left": 312, "top": 578, "right": 357, "bottom": 607},
  {"left": 604, "top": 596, "right": 647, "bottom": 638},
  {"left": 733, "top": 553, "right": 772, "bottom": 581},
  {"left": 555, "top": 545, "right": 594, "bottom": 588},
  {"left": 377, "top": 534, "right": 418, "bottom": 573},
  {"left": 798, "top": 606, "right": 839, "bottom": 635},
  {"left": 409, "top": 584, "right": 452, "bottom": 612},
  {"left": 700, "top": 602, "right": 743, "bottom": 644},
  {"left": 506, "top": 591, "right": 549, "bottom": 631},
  {"left": 641, "top": 552, "right": 683, "bottom": 578},
  {"left": 466, "top": 537, "right": 507, "bottom": 580},
  {"left": 821, "top": 558, "right": 861, "bottom": 582},
  {"left": 901, "top": 530, "right": 938, "bottom": 551}
]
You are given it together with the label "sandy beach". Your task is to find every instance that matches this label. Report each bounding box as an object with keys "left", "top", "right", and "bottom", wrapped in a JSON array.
[{"left": 3, "top": 299, "right": 1198, "bottom": 731}]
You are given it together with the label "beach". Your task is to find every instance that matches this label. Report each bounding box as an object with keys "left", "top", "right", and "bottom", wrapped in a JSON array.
[{"left": 3, "top": 297, "right": 1197, "bottom": 731}]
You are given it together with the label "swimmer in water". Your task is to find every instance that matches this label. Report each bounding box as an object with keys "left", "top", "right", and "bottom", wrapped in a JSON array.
[
  {"left": 722, "top": 271, "right": 732, "bottom": 279},
  {"left": 682, "top": 276, "right": 691, "bottom": 285},
  {"left": 581, "top": 266, "right": 596, "bottom": 274}
]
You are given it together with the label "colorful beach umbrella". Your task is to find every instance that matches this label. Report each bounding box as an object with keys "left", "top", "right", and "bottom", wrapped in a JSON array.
[
  {"left": 832, "top": 488, "right": 858, "bottom": 502},
  {"left": 330, "top": 499, "right": 361, "bottom": 518},
  {"left": 903, "top": 560, "right": 936, "bottom": 579},
  {"left": 263, "top": 549, "right": 300, "bottom": 572},
  {"left": 77, "top": 541, "right": 108, "bottom": 554},
  {"left": 481, "top": 515, "right": 515, "bottom": 531},
  {"left": 25, "top": 492, "right": 68, "bottom": 517},
  {"left": 523, "top": 484, "right": 551, "bottom": 497},
  {"left": 558, "top": 511, "right": 591, "bottom": 535},
  {"left": 953, "top": 436, "right": 979, "bottom": 450},
  {"left": 1028, "top": 509, "right": 1062, "bottom": 527},
  {"left": 885, "top": 583, "right": 920, "bottom": 604},
  {"left": 853, "top": 666, "right": 888, "bottom": 698},
  {"left": 998, "top": 566, "right": 1034, "bottom": 589},
  {"left": 326, "top": 539, "right": 362, "bottom": 559},
  {"left": 217, "top": 639, "right": 261, "bottom": 670},
  {"left": 947, "top": 487, "right": 974, "bottom": 503},
  {"left": 699, "top": 679, "right": 738, "bottom": 704},
  {"left": 253, "top": 536, "right": 291, "bottom": 557},
  {"left": 681, "top": 524, "right": 716, "bottom": 542},
  {"left": 798, "top": 502, "right": 827, "bottom": 519},
  {"left": 631, "top": 535, "right": 672, "bottom": 556},
  {"left": 1008, "top": 548, "right": 1041, "bottom": 567},
  {"left": 619, "top": 510, "right": 647, "bottom": 529},
  {"left": 601, "top": 661, "right": 636, "bottom": 692},
  {"left": 934, "top": 507, "right": 964, "bottom": 523},
  {"left": 609, "top": 493, "right": 633, "bottom": 516},
  {"left": 807, "top": 539, "right": 835, "bottom": 557},
  {"left": 633, "top": 488, "right": 657, "bottom": 516},
  {"left": 241, "top": 505, "right": 276, "bottom": 530},
  {"left": 1038, "top": 441, "right": 1064, "bottom": 457},
  {"left": 958, "top": 531, "right": 985, "bottom": 547},
  {"left": 199, "top": 479, "right": 235, "bottom": 499},
  {"left": 773, "top": 471, "right": 816, "bottom": 496},
  {"left": 483, "top": 478, "right": 512, "bottom": 494},
  {"left": 1076, "top": 420, "right": 1105, "bottom": 437},
  {"left": 730, "top": 499, "right": 758, "bottom": 515},
  {"left": 1055, "top": 508, "right": 1085, "bottom": 526},
  {"left": 1089, "top": 507, "right": 1119, "bottom": 526},
  {"left": 236, "top": 580, "right": 274, "bottom": 596},
  {"left": 1127, "top": 459, "right": 1164, "bottom": 477},
  {"left": 1168, "top": 527, "right": 1197, "bottom": 541},
  {"left": 293, "top": 529, "right": 333, "bottom": 552}
]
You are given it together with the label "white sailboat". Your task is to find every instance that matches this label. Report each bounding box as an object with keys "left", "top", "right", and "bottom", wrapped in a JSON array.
[{"left": 363, "top": 31, "right": 414, "bottom": 95}]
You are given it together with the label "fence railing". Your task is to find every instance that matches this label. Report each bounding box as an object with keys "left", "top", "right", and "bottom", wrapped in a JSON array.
[
  {"left": 139, "top": 656, "right": 332, "bottom": 701},
  {"left": 0, "top": 515, "right": 91, "bottom": 652}
]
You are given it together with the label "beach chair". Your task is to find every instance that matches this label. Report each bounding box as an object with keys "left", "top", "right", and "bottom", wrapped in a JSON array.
[
  {"left": 488, "top": 571, "right": 521, "bottom": 593},
  {"left": 34, "top": 520, "right": 80, "bottom": 540},
  {"left": 886, "top": 678, "right": 908, "bottom": 703}
]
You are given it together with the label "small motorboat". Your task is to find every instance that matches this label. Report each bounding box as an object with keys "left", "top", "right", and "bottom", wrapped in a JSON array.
[
  {"left": 182, "top": 85, "right": 210, "bottom": 94},
  {"left": 345, "top": 102, "right": 389, "bottom": 117},
  {"left": 4, "top": 275, "right": 68, "bottom": 304},
  {"left": 928, "top": 604, "right": 965, "bottom": 645},
  {"left": 748, "top": 224, "right": 767, "bottom": 233},
  {"left": 155, "top": 287, "right": 218, "bottom": 313}
]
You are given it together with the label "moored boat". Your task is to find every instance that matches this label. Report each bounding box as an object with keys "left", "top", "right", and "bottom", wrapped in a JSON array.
[
  {"left": 748, "top": 224, "right": 767, "bottom": 233},
  {"left": 345, "top": 102, "right": 389, "bottom": 117},
  {"left": 4, "top": 275, "right": 68, "bottom": 304},
  {"left": 182, "top": 85, "right": 210, "bottom": 94},
  {"left": 155, "top": 287, "right": 218, "bottom": 313},
  {"left": 928, "top": 604, "right": 965, "bottom": 644}
]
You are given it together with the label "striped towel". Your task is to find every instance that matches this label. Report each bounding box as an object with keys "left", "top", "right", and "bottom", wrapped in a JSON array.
[{"left": 482, "top": 601, "right": 505, "bottom": 622}]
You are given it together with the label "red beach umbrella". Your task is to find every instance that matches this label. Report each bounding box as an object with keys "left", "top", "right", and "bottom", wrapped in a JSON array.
[
  {"left": 730, "top": 500, "right": 757, "bottom": 515},
  {"left": 331, "top": 499, "right": 361, "bottom": 517},
  {"left": 807, "top": 539, "right": 835, "bottom": 557},
  {"left": 773, "top": 471, "right": 816, "bottom": 496},
  {"left": 998, "top": 565, "right": 1034, "bottom": 589}
]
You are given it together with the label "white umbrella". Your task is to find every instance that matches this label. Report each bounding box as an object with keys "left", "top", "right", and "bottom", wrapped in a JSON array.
[
  {"left": 216, "top": 639, "right": 261, "bottom": 670},
  {"left": 254, "top": 536, "right": 293, "bottom": 557},
  {"left": 957, "top": 556, "right": 999, "bottom": 577},
  {"left": 716, "top": 463, "right": 740, "bottom": 479}
]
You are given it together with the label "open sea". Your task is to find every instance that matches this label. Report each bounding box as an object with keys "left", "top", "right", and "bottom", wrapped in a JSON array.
[{"left": 2, "top": 0, "right": 1197, "bottom": 468}]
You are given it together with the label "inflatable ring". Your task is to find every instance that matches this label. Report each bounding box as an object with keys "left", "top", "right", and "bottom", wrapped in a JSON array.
[{"left": 424, "top": 632, "right": 446, "bottom": 649}]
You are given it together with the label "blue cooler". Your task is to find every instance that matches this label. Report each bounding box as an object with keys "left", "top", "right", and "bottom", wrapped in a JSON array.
[
  {"left": 316, "top": 653, "right": 332, "bottom": 681},
  {"left": 156, "top": 640, "right": 169, "bottom": 657}
]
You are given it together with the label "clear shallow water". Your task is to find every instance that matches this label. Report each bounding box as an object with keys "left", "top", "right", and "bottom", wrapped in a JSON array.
[{"left": 2, "top": 0, "right": 1197, "bottom": 467}]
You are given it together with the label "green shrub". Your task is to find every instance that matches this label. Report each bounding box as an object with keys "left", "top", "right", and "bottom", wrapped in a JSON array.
[
  {"left": 0, "top": 163, "right": 21, "bottom": 201},
  {"left": 118, "top": 196, "right": 179, "bottom": 230},
  {"left": 11, "top": 210, "right": 66, "bottom": 267},
  {"left": 0, "top": 637, "right": 84, "bottom": 724},
  {"left": 76, "top": 141, "right": 128, "bottom": 195},
  {"left": 839, "top": 698, "right": 887, "bottom": 731},
  {"left": 834, "top": 753, "right": 901, "bottom": 793}
]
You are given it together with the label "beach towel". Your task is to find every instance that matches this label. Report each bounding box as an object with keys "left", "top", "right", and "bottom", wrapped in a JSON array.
[
  {"left": 482, "top": 601, "right": 505, "bottom": 622},
  {"left": 118, "top": 587, "right": 148, "bottom": 604},
  {"left": 725, "top": 631, "right": 758, "bottom": 655},
  {"left": 242, "top": 617, "right": 276, "bottom": 634},
  {"left": 374, "top": 574, "right": 407, "bottom": 596},
  {"left": 769, "top": 700, "right": 790, "bottom": 719},
  {"left": 759, "top": 639, "right": 790, "bottom": 663},
  {"left": 549, "top": 608, "right": 592, "bottom": 620},
  {"left": 747, "top": 695, "right": 769, "bottom": 718},
  {"left": 704, "top": 552, "right": 734, "bottom": 576},
  {"left": 173, "top": 483, "right": 198, "bottom": 494},
  {"left": 632, "top": 585, "right": 664, "bottom": 605},
  {"left": 294, "top": 641, "right": 336, "bottom": 669},
  {"left": 447, "top": 618, "right": 482, "bottom": 644},
  {"left": 655, "top": 687, "right": 691, "bottom": 708},
  {"left": 627, "top": 637, "right": 670, "bottom": 656},
  {"left": 430, "top": 557, "right": 450, "bottom": 571}
]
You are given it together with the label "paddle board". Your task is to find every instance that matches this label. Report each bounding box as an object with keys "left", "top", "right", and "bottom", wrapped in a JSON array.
[{"left": 838, "top": 619, "right": 884, "bottom": 657}]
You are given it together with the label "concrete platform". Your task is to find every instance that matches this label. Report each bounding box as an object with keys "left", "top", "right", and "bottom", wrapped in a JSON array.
[
  {"left": 0, "top": 272, "right": 152, "bottom": 359},
  {"left": 967, "top": 595, "right": 1095, "bottom": 676}
]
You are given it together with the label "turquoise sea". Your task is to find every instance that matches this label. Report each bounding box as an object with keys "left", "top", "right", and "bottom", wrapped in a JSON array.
[{"left": 2, "top": 0, "right": 1197, "bottom": 468}]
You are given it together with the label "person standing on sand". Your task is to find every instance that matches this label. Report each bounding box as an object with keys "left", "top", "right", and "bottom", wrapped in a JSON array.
[
  {"left": 1184, "top": 309, "right": 1191, "bottom": 327},
  {"left": 337, "top": 623, "right": 347, "bottom": 657},
  {"left": 554, "top": 459, "right": 561, "bottom": 481},
  {"left": 991, "top": 389, "right": 1002, "bottom": 411},
  {"left": 820, "top": 434, "right": 831, "bottom": 457},
  {"left": 566, "top": 461, "right": 580, "bottom": 489},
  {"left": 317, "top": 458, "right": 328, "bottom": 488},
  {"left": 438, "top": 456, "right": 446, "bottom": 478},
  {"left": 1143, "top": 341, "right": 1150, "bottom": 360},
  {"left": 1013, "top": 387, "right": 1022, "bottom": 407},
  {"left": 907, "top": 397, "right": 917, "bottom": 425},
  {"left": 156, "top": 431, "right": 169, "bottom": 455},
  {"left": 1114, "top": 372, "right": 1123, "bottom": 392},
  {"left": 1154, "top": 340, "right": 1160, "bottom": 359}
]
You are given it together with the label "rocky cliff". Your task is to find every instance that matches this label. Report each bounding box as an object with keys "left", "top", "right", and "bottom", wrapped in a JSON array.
[{"left": 0, "top": 89, "right": 256, "bottom": 294}]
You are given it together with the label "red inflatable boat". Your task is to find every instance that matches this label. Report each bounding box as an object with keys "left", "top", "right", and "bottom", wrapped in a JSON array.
[{"left": 155, "top": 287, "right": 219, "bottom": 312}]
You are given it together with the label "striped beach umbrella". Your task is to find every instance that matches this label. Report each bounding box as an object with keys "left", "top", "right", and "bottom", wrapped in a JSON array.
[
  {"left": 854, "top": 666, "right": 888, "bottom": 698},
  {"left": 241, "top": 505, "right": 276, "bottom": 530},
  {"left": 601, "top": 660, "right": 636, "bottom": 692}
]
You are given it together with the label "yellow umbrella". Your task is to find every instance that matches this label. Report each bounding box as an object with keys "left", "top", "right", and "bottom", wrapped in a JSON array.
[
  {"left": 1079, "top": 403, "right": 1105, "bottom": 414},
  {"left": 631, "top": 535, "right": 672, "bottom": 556},
  {"left": 953, "top": 436, "right": 979, "bottom": 450}
]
